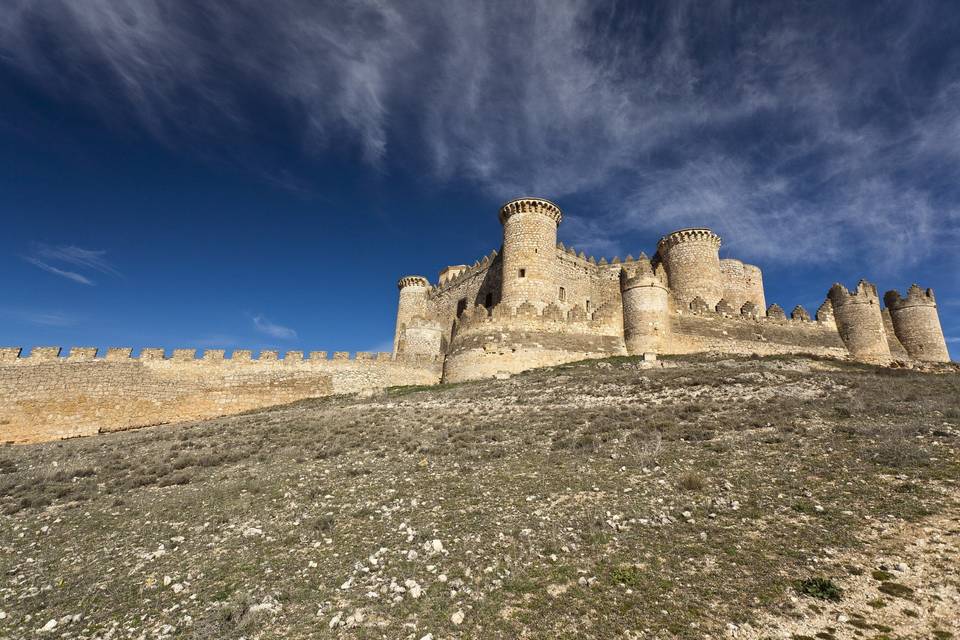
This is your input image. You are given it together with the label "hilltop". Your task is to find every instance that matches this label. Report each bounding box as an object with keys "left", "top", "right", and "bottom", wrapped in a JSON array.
[{"left": 1, "top": 354, "right": 958, "bottom": 639}]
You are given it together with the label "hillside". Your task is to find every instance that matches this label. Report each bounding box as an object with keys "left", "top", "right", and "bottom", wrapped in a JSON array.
[{"left": 1, "top": 354, "right": 958, "bottom": 639}]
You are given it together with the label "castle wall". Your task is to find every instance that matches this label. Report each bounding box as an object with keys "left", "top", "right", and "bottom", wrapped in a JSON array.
[
  {"left": 426, "top": 256, "right": 500, "bottom": 346},
  {"left": 441, "top": 304, "right": 626, "bottom": 383},
  {"left": 666, "top": 311, "right": 848, "bottom": 357},
  {"left": 0, "top": 349, "right": 442, "bottom": 444}
]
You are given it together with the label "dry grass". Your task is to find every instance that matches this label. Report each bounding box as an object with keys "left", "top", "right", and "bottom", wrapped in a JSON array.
[{"left": 0, "top": 353, "right": 957, "bottom": 639}]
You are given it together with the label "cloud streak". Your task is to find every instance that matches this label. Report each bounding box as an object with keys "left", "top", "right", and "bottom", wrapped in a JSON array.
[
  {"left": 3, "top": 1, "right": 960, "bottom": 271},
  {"left": 251, "top": 314, "right": 297, "bottom": 340},
  {"left": 21, "top": 243, "right": 119, "bottom": 285}
]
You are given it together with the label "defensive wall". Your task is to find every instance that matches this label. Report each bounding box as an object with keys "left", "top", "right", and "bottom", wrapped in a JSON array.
[
  {"left": 4, "top": 195, "right": 951, "bottom": 445},
  {"left": 0, "top": 348, "right": 441, "bottom": 444}
]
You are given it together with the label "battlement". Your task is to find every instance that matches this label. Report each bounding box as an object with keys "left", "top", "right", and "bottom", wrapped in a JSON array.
[
  {"left": 398, "top": 275, "right": 430, "bottom": 289},
  {"left": 656, "top": 227, "right": 722, "bottom": 253},
  {"left": 620, "top": 257, "right": 668, "bottom": 289},
  {"left": 498, "top": 197, "right": 563, "bottom": 225},
  {"left": 0, "top": 347, "right": 441, "bottom": 365},
  {"left": 828, "top": 280, "right": 880, "bottom": 307},
  {"left": 884, "top": 284, "right": 937, "bottom": 310},
  {"left": 427, "top": 250, "right": 498, "bottom": 297}
]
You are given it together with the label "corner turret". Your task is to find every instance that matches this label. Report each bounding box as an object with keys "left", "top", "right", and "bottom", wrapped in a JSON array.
[
  {"left": 394, "top": 276, "right": 439, "bottom": 356},
  {"left": 827, "top": 280, "right": 891, "bottom": 363},
  {"left": 883, "top": 285, "right": 950, "bottom": 362}
]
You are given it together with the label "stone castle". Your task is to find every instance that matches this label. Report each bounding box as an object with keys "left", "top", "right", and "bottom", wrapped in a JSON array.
[
  {"left": 0, "top": 197, "right": 951, "bottom": 444},
  {"left": 394, "top": 197, "right": 950, "bottom": 381}
]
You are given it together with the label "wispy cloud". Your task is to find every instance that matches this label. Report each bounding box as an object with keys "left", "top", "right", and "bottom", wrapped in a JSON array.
[
  {"left": 251, "top": 314, "right": 297, "bottom": 340},
  {"left": 946, "top": 337, "right": 960, "bottom": 344},
  {"left": 4, "top": 1, "right": 960, "bottom": 271},
  {"left": 0, "top": 309, "right": 78, "bottom": 327},
  {"left": 22, "top": 257, "right": 94, "bottom": 285},
  {"left": 21, "top": 243, "right": 119, "bottom": 285}
]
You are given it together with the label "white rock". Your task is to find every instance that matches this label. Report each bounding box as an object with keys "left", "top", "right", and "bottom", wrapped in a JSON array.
[
  {"left": 0, "top": 611, "right": 6, "bottom": 620},
  {"left": 41, "top": 619, "right": 57, "bottom": 632},
  {"left": 438, "top": 574, "right": 448, "bottom": 583},
  {"left": 420, "top": 634, "right": 434, "bottom": 640},
  {"left": 340, "top": 577, "right": 353, "bottom": 590},
  {"left": 242, "top": 527, "right": 263, "bottom": 538},
  {"left": 172, "top": 583, "right": 184, "bottom": 594},
  {"left": 163, "top": 575, "right": 172, "bottom": 586},
  {"left": 451, "top": 610, "right": 465, "bottom": 625},
  {"left": 328, "top": 613, "right": 343, "bottom": 629},
  {"left": 431, "top": 539, "right": 444, "bottom": 553},
  {"left": 407, "top": 550, "right": 419, "bottom": 561}
]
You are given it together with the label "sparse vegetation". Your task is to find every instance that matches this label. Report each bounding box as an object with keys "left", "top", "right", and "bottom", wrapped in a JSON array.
[
  {"left": 0, "top": 353, "right": 957, "bottom": 638},
  {"left": 795, "top": 577, "right": 843, "bottom": 601}
]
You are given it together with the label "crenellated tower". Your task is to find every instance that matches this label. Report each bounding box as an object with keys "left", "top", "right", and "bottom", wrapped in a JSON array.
[
  {"left": 394, "top": 276, "right": 440, "bottom": 356},
  {"left": 656, "top": 228, "right": 725, "bottom": 310},
  {"left": 620, "top": 259, "right": 670, "bottom": 355},
  {"left": 883, "top": 285, "right": 950, "bottom": 362},
  {"left": 498, "top": 197, "right": 563, "bottom": 311},
  {"left": 828, "top": 280, "right": 891, "bottom": 363}
]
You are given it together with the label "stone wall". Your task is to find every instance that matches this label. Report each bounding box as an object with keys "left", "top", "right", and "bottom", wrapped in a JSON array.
[
  {"left": 720, "top": 259, "right": 767, "bottom": 313},
  {"left": 657, "top": 229, "right": 725, "bottom": 308},
  {"left": 0, "top": 348, "right": 442, "bottom": 444},
  {"left": 667, "top": 310, "right": 848, "bottom": 357},
  {"left": 884, "top": 285, "right": 951, "bottom": 363},
  {"left": 441, "top": 302, "right": 626, "bottom": 382}
]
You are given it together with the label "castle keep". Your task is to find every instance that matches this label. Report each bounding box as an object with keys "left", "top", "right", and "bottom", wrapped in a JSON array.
[
  {"left": 0, "top": 197, "right": 951, "bottom": 444},
  {"left": 393, "top": 197, "right": 950, "bottom": 381}
]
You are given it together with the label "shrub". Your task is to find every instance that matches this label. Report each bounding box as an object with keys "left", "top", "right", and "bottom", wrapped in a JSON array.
[
  {"left": 795, "top": 576, "right": 842, "bottom": 601},
  {"left": 678, "top": 472, "right": 705, "bottom": 491}
]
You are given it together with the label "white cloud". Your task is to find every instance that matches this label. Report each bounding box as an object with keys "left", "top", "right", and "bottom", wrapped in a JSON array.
[
  {"left": 21, "top": 243, "right": 119, "bottom": 285},
  {"left": 4, "top": 1, "right": 959, "bottom": 271},
  {"left": 251, "top": 314, "right": 297, "bottom": 340},
  {"left": 22, "top": 257, "right": 94, "bottom": 286}
]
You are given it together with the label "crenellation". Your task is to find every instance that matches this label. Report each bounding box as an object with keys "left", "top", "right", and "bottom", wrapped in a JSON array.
[
  {"left": 0, "top": 347, "right": 22, "bottom": 362},
  {"left": 2, "top": 195, "right": 950, "bottom": 445},
  {"left": 106, "top": 347, "right": 133, "bottom": 361},
  {"left": 31, "top": 346, "right": 62, "bottom": 360}
]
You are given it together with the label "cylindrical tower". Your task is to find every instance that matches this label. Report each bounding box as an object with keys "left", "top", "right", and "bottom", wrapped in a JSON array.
[
  {"left": 394, "top": 275, "right": 431, "bottom": 354},
  {"left": 621, "top": 261, "right": 670, "bottom": 355},
  {"left": 883, "top": 285, "right": 950, "bottom": 362},
  {"left": 498, "top": 197, "right": 563, "bottom": 311},
  {"left": 743, "top": 263, "right": 766, "bottom": 311},
  {"left": 828, "top": 280, "right": 891, "bottom": 363},
  {"left": 656, "top": 228, "right": 724, "bottom": 309}
]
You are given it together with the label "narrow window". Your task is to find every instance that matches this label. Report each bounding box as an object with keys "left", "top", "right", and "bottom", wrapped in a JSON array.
[
  {"left": 558, "top": 287, "right": 566, "bottom": 302},
  {"left": 484, "top": 292, "right": 493, "bottom": 308},
  {"left": 586, "top": 299, "right": 592, "bottom": 311},
  {"left": 518, "top": 268, "right": 526, "bottom": 278},
  {"left": 456, "top": 298, "right": 467, "bottom": 317}
]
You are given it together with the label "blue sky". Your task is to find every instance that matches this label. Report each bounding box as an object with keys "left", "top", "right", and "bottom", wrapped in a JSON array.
[{"left": 1, "top": 1, "right": 958, "bottom": 359}]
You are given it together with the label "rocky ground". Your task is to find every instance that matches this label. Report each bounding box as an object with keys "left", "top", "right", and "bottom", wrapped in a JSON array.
[{"left": 0, "top": 353, "right": 958, "bottom": 639}]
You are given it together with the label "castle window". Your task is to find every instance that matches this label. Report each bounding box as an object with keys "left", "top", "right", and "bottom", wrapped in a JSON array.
[
  {"left": 456, "top": 298, "right": 467, "bottom": 318},
  {"left": 586, "top": 299, "right": 592, "bottom": 311},
  {"left": 484, "top": 292, "right": 493, "bottom": 308},
  {"left": 518, "top": 268, "right": 526, "bottom": 278},
  {"left": 559, "top": 287, "right": 565, "bottom": 302}
]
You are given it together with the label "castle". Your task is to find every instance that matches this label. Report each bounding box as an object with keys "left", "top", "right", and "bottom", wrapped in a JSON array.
[
  {"left": 0, "top": 197, "right": 951, "bottom": 444},
  {"left": 394, "top": 197, "right": 950, "bottom": 382}
]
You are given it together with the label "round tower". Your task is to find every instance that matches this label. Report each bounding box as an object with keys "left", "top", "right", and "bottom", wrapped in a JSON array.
[
  {"left": 498, "top": 197, "right": 563, "bottom": 311},
  {"left": 883, "top": 285, "right": 950, "bottom": 362},
  {"left": 656, "top": 228, "right": 724, "bottom": 309},
  {"left": 621, "top": 261, "right": 670, "bottom": 355},
  {"left": 827, "top": 280, "right": 891, "bottom": 363},
  {"left": 394, "top": 276, "right": 431, "bottom": 354}
]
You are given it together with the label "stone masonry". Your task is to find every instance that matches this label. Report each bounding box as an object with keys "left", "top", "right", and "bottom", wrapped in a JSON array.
[{"left": 0, "top": 196, "right": 952, "bottom": 444}]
